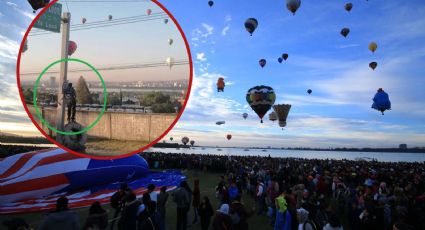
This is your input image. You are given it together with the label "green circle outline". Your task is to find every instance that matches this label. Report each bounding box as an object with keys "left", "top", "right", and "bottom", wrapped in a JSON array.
[{"left": 33, "top": 58, "right": 108, "bottom": 135}]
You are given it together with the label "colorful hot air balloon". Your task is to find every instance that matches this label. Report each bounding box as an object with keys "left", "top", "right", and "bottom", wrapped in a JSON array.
[
  {"left": 371, "top": 88, "right": 391, "bottom": 115},
  {"left": 282, "top": 53, "right": 289, "bottom": 61},
  {"left": 242, "top": 113, "right": 248, "bottom": 120},
  {"left": 369, "top": 62, "right": 378, "bottom": 70},
  {"left": 208, "top": 1, "right": 214, "bottom": 7},
  {"left": 369, "top": 42, "right": 377, "bottom": 53},
  {"left": 164, "top": 18, "right": 169, "bottom": 24},
  {"left": 216, "top": 121, "right": 225, "bottom": 125},
  {"left": 244, "top": 18, "right": 258, "bottom": 36},
  {"left": 170, "top": 137, "right": 173, "bottom": 141},
  {"left": 278, "top": 57, "right": 283, "bottom": 63},
  {"left": 166, "top": 57, "right": 175, "bottom": 69},
  {"left": 307, "top": 89, "right": 312, "bottom": 94},
  {"left": 28, "top": 0, "right": 50, "bottom": 13},
  {"left": 217, "top": 77, "right": 225, "bottom": 92},
  {"left": 273, "top": 104, "right": 291, "bottom": 127},
  {"left": 147, "top": 9, "right": 152, "bottom": 15},
  {"left": 168, "top": 38, "right": 173, "bottom": 45},
  {"left": 259, "top": 59, "right": 267, "bottom": 68},
  {"left": 269, "top": 111, "right": 277, "bottom": 122},
  {"left": 345, "top": 3, "right": 353, "bottom": 12},
  {"left": 181, "top": 137, "right": 189, "bottom": 145},
  {"left": 246, "top": 85, "right": 276, "bottom": 123},
  {"left": 340, "top": 28, "right": 350, "bottom": 38},
  {"left": 286, "top": 0, "right": 301, "bottom": 15},
  {"left": 108, "top": 15, "right": 113, "bottom": 21},
  {"left": 68, "top": 41, "right": 77, "bottom": 56},
  {"left": 190, "top": 140, "right": 195, "bottom": 146},
  {"left": 226, "top": 134, "right": 232, "bottom": 140}
]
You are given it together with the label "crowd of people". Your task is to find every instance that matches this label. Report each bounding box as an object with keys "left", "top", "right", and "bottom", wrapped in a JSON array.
[
  {"left": 2, "top": 151, "right": 424, "bottom": 230},
  {"left": 0, "top": 144, "right": 47, "bottom": 158},
  {"left": 143, "top": 152, "right": 425, "bottom": 230}
]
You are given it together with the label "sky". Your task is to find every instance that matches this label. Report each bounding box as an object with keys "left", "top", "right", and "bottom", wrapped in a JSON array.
[{"left": 1, "top": 0, "right": 425, "bottom": 149}]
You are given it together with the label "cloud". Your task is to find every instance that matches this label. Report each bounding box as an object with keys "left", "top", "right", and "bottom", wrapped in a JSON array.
[
  {"left": 0, "top": 35, "right": 19, "bottom": 60},
  {"left": 224, "top": 15, "right": 232, "bottom": 22},
  {"left": 201, "top": 23, "right": 213, "bottom": 36},
  {"left": 221, "top": 25, "right": 230, "bottom": 36},
  {"left": 196, "top": 52, "right": 207, "bottom": 62}
]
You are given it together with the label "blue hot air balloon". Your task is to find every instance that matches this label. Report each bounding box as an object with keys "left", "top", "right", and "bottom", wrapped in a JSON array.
[{"left": 371, "top": 88, "right": 391, "bottom": 115}]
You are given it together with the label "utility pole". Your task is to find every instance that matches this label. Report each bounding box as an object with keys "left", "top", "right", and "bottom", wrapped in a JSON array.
[{"left": 56, "top": 12, "right": 71, "bottom": 143}]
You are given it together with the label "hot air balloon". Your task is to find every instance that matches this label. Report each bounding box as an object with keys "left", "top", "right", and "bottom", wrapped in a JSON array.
[
  {"left": 164, "top": 18, "right": 169, "bottom": 24},
  {"left": 28, "top": 0, "right": 50, "bottom": 13},
  {"left": 190, "top": 140, "right": 195, "bottom": 146},
  {"left": 108, "top": 15, "right": 113, "bottom": 21},
  {"left": 82, "top": 18, "right": 87, "bottom": 24},
  {"left": 286, "top": 0, "right": 301, "bottom": 15},
  {"left": 216, "top": 121, "right": 225, "bottom": 125},
  {"left": 340, "top": 28, "right": 350, "bottom": 38},
  {"left": 170, "top": 137, "right": 173, "bottom": 141},
  {"left": 369, "top": 62, "right": 378, "bottom": 70},
  {"left": 147, "top": 9, "right": 152, "bottom": 15},
  {"left": 345, "top": 3, "right": 353, "bottom": 12},
  {"left": 244, "top": 18, "right": 258, "bottom": 36},
  {"left": 282, "top": 53, "right": 289, "bottom": 61},
  {"left": 273, "top": 104, "right": 291, "bottom": 127},
  {"left": 269, "top": 111, "right": 277, "bottom": 122},
  {"left": 168, "top": 38, "right": 173, "bottom": 45},
  {"left": 242, "top": 113, "right": 248, "bottom": 119},
  {"left": 181, "top": 137, "right": 189, "bottom": 145},
  {"left": 259, "top": 59, "right": 267, "bottom": 68},
  {"left": 22, "top": 39, "right": 28, "bottom": 53},
  {"left": 278, "top": 57, "right": 283, "bottom": 63},
  {"left": 166, "top": 57, "right": 175, "bottom": 69},
  {"left": 369, "top": 42, "right": 377, "bottom": 53},
  {"left": 307, "top": 89, "right": 312, "bottom": 94},
  {"left": 246, "top": 85, "right": 276, "bottom": 123},
  {"left": 226, "top": 134, "right": 232, "bottom": 140},
  {"left": 217, "top": 77, "right": 225, "bottom": 92},
  {"left": 371, "top": 88, "right": 391, "bottom": 115},
  {"left": 68, "top": 41, "right": 77, "bottom": 56},
  {"left": 208, "top": 1, "right": 214, "bottom": 7}
]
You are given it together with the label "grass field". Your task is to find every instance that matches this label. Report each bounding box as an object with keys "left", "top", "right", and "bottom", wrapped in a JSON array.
[
  {"left": 85, "top": 139, "right": 149, "bottom": 156},
  {"left": 0, "top": 170, "right": 269, "bottom": 230}
]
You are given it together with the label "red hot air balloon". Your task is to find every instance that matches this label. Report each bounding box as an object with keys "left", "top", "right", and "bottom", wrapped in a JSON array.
[
  {"left": 226, "top": 134, "right": 232, "bottom": 140},
  {"left": 68, "top": 41, "right": 77, "bottom": 55},
  {"left": 147, "top": 9, "right": 152, "bottom": 15}
]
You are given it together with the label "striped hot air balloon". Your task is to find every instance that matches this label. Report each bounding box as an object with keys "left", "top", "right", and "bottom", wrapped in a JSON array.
[{"left": 0, "top": 148, "right": 184, "bottom": 214}]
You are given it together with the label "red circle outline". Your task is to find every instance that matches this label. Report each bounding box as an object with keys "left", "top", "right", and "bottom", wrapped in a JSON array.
[{"left": 16, "top": 0, "right": 193, "bottom": 160}]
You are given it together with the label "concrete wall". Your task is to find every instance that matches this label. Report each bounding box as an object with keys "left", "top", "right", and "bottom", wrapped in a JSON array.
[{"left": 28, "top": 106, "right": 176, "bottom": 142}]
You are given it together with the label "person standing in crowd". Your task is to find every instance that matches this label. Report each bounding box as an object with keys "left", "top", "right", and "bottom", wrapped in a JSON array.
[
  {"left": 120, "top": 192, "right": 141, "bottom": 230},
  {"left": 230, "top": 195, "right": 254, "bottom": 230},
  {"left": 39, "top": 196, "right": 80, "bottom": 230},
  {"left": 157, "top": 186, "right": 169, "bottom": 221},
  {"left": 199, "top": 196, "right": 214, "bottom": 230},
  {"left": 228, "top": 180, "right": 239, "bottom": 204},
  {"left": 274, "top": 191, "right": 291, "bottom": 230},
  {"left": 323, "top": 214, "right": 343, "bottom": 230},
  {"left": 256, "top": 178, "right": 265, "bottom": 215},
  {"left": 173, "top": 181, "right": 190, "bottom": 230},
  {"left": 296, "top": 208, "right": 315, "bottom": 230},
  {"left": 192, "top": 179, "right": 201, "bottom": 224},
  {"left": 147, "top": 184, "right": 158, "bottom": 208},
  {"left": 83, "top": 201, "right": 108, "bottom": 230},
  {"left": 212, "top": 204, "right": 232, "bottom": 230},
  {"left": 110, "top": 183, "right": 132, "bottom": 230}
]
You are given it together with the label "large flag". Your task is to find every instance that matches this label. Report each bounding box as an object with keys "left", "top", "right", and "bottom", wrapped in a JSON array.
[{"left": 0, "top": 148, "right": 184, "bottom": 214}]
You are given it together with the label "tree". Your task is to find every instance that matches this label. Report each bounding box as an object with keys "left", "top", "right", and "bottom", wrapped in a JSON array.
[
  {"left": 140, "top": 92, "right": 170, "bottom": 106},
  {"left": 108, "top": 94, "right": 121, "bottom": 106},
  {"left": 23, "top": 88, "right": 33, "bottom": 104},
  {"left": 76, "top": 76, "right": 92, "bottom": 104}
]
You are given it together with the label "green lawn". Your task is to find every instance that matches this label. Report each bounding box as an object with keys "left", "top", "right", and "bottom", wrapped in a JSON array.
[{"left": 0, "top": 170, "right": 270, "bottom": 230}]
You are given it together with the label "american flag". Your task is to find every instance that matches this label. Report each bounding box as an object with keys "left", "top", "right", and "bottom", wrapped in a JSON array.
[{"left": 0, "top": 148, "right": 184, "bottom": 214}]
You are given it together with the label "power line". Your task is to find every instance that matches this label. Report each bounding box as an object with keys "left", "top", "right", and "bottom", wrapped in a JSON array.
[
  {"left": 20, "top": 60, "right": 190, "bottom": 76},
  {"left": 29, "top": 13, "right": 168, "bottom": 36}
]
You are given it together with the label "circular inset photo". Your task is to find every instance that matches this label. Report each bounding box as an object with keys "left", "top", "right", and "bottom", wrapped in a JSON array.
[{"left": 17, "top": 0, "right": 192, "bottom": 159}]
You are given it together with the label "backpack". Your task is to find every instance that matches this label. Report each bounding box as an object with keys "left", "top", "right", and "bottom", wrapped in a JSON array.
[{"left": 303, "top": 220, "right": 318, "bottom": 230}]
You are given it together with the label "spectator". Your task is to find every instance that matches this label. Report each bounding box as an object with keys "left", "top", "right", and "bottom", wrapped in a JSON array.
[
  {"left": 212, "top": 204, "right": 232, "bottom": 230},
  {"left": 199, "top": 196, "right": 214, "bottom": 230},
  {"left": 38, "top": 196, "right": 80, "bottom": 230},
  {"left": 230, "top": 195, "right": 254, "bottom": 230},
  {"left": 192, "top": 179, "right": 201, "bottom": 224},
  {"left": 83, "top": 201, "right": 108, "bottom": 230},
  {"left": 323, "top": 214, "right": 343, "bottom": 230},
  {"left": 173, "top": 181, "right": 190, "bottom": 230},
  {"left": 120, "top": 192, "right": 141, "bottom": 230},
  {"left": 157, "top": 186, "right": 169, "bottom": 220}
]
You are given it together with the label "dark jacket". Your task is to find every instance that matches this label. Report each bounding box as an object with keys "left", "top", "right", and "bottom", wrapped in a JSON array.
[
  {"left": 38, "top": 210, "right": 80, "bottom": 230},
  {"left": 83, "top": 212, "right": 108, "bottom": 230}
]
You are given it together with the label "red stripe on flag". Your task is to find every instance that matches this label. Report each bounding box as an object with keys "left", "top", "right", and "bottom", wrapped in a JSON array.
[{"left": 0, "top": 174, "right": 69, "bottom": 195}]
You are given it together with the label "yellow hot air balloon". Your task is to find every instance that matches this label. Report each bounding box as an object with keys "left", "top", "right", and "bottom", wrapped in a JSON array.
[
  {"left": 273, "top": 104, "right": 291, "bottom": 127},
  {"left": 369, "top": 42, "right": 377, "bottom": 53}
]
